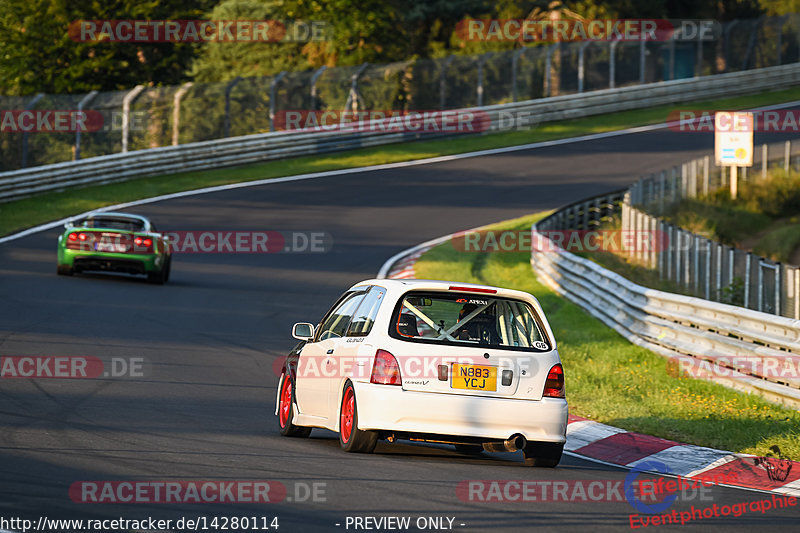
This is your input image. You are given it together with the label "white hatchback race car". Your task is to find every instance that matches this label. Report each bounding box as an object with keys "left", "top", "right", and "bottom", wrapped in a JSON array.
[{"left": 275, "top": 279, "right": 568, "bottom": 466}]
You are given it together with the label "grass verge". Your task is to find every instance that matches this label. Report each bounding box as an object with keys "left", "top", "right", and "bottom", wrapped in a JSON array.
[
  {"left": 413, "top": 212, "right": 800, "bottom": 460},
  {"left": 4, "top": 86, "right": 800, "bottom": 237}
]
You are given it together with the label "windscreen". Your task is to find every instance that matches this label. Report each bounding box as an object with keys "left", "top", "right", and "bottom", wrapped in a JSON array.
[
  {"left": 392, "top": 291, "right": 550, "bottom": 351},
  {"left": 81, "top": 217, "right": 145, "bottom": 232}
]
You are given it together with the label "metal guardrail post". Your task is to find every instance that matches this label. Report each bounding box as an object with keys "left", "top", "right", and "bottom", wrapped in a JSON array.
[
  {"left": 172, "top": 82, "right": 193, "bottom": 146},
  {"left": 21, "top": 92, "right": 44, "bottom": 168},
  {"left": 223, "top": 78, "right": 242, "bottom": 139},
  {"left": 122, "top": 85, "right": 145, "bottom": 153},
  {"left": 309, "top": 66, "right": 328, "bottom": 111},
  {"left": 578, "top": 41, "right": 592, "bottom": 93},
  {"left": 74, "top": 90, "right": 98, "bottom": 160},
  {"left": 268, "top": 71, "right": 287, "bottom": 132}
]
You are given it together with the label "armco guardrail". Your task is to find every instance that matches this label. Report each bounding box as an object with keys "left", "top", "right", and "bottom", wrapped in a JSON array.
[
  {"left": 532, "top": 198, "right": 800, "bottom": 408},
  {"left": 3, "top": 63, "right": 800, "bottom": 202}
]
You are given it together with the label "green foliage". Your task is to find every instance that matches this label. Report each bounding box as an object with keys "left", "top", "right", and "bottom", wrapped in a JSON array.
[
  {"left": 189, "top": 0, "right": 307, "bottom": 82},
  {"left": 0, "top": 0, "right": 215, "bottom": 95}
]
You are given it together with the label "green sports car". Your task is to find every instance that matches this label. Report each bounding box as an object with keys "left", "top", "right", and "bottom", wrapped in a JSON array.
[{"left": 57, "top": 212, "right": 172, "bottom": 284}]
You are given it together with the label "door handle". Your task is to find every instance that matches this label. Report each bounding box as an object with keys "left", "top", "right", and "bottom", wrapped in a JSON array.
[{"left": 327, "top": 349, "right": 334, "bottom": 354}]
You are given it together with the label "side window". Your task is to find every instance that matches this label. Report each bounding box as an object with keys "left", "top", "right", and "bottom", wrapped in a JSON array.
[
  {"left": 317, "top": 291, "right": 367, "bottom": 341},
  {"left": 347, "top": 287, "right": 386, "bottom": 336}
]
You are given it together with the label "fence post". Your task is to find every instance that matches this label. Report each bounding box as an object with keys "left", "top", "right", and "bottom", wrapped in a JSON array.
[
  {"left": 122, "top": 85, "right": 145, "bottom": 153},
  {"left": 639, "top": 40, "right": 646, "bottom": 84},
  {"left": 609, "top": 39, "right": 619, "bottom": 89},
  {"left": 223, "top": 78, "right": 241, "bottom": 139},
  {"left": 728, "top": 248, "right": 734, "bottom": 297},
  {"left": 703, "top": 155, "right": 710, "bottom": 195},
  {"left": 344, "top": 62, "right": 369, "bottom": 114},
  {"left": 795, "top": 267, "right": 800, "bottom": 319},
  {"left": 667, "top": 225, "right": 673, "bottom": 281},
  {"left": 668, "top": 32, "right": 676, "bottom": 80},
  {"left": 310, "top": 65, "right": 327, "bottom": 111},
  {"left": 776, "top": 263, "right": 781, "bottom": 316},
  {"left": 694, "top": 234, "right": 700, "bottom": 293},
  {"left": 659, "top": 171, "right": 666, "bottom": 213},
  {"left": 723, "top": 21, "right": 739, "bottom": 73},
  {"left": 762, "top": 143, "right": 768, "bottom": 180},
  {"left": 20, "top": 92, "right": 44, "bottom": 168},
  {"left": 439, "top": 56, "right": 454, "bottom": 110},
  {"left": 777, "top": 15, "right": 788, "bottom": 65},
  {"left": 785, "top": 140, "right": 791, "bottom": 172},
  {"left": 741, "top": 16, "right": 764, "bottom": 70},
  {"left": 74, "top": 90, "right": 98, "bottom": 160},
  {"left": 690, "top": 159, "right": 698, "bottom": 198},
  {"left": 745, "top": 253, "right": 752, "bottom": 309},
  {"left": 477, "top": 53, "right": 492, "bottom": 106},
  {"left": 171, "top": 82, "right": 193, "bottom": 145},
  {"left": 578, "top": 41, "right": 591, "bottom": 93},
  {"left": 704, "top": 238, "right": 711, "bottom": 299},
  {"left": 676, "top": 230, "right": 682, "bottom": 285},
  {"left": 545, "top": 43, "right": 558, "bottom": 97},
  {"left": 717, "top": 243, "right": 725, "bottom": 301},
  {"left": 730, "top": 166, "right": 737, "bottom": 199},
  {"left": 511, "top": 48, "right": 524, "bottom": 102},
  {"left": 269, "top": 71, "right": 287, "bottom": 132}
]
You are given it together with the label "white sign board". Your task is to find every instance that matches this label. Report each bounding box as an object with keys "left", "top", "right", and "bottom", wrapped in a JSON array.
[{"left": 714, "top": 112, "right": 753, "bottom": 167}]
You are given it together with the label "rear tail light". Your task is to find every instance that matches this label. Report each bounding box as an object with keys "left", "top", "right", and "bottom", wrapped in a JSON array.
[
  {"left": 370, "top": 349, "right": 402, "bottom": 385},
  {"left": 133, "top": 236, "right": 154, "bottom": 252},
  {"left": 543, "top": 364, "right": 565, "bottom": 398},
  {"left": 65, "top": 232, "right": 92, "bottom": 250}
]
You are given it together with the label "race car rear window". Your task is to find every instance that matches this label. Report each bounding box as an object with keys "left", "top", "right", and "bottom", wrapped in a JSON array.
[
  {"left": 81, "top": 217, "right": 145, "bottom": 232},
  {"left": 390, "top": 291, "right": 550, "bottom": 351}
]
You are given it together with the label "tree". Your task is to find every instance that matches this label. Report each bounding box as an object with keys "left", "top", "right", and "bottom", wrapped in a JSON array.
[{"left": 0, "top": 0, "right": 214, "bottom": 95}]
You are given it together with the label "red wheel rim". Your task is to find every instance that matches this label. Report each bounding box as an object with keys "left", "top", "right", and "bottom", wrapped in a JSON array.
[
  {"left": 340, "top": 387, "right": 354, "bottom": 443},
  {"left": 279, "top": 376, "right": 292, "bottom": 428}
]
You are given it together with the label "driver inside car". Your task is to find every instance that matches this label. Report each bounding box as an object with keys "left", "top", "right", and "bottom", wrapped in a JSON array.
[{"left": 456, "top": 303, "right": 501, "bottom": 344}]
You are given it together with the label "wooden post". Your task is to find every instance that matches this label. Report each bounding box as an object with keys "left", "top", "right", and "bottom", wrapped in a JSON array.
[{"left": 729, "top": 166, "right": 737, "bottom": 199}]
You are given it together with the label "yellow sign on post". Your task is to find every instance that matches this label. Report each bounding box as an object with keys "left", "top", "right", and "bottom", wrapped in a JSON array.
[{"left": 714, "top": 111, "right": 754, "bottom": 199}]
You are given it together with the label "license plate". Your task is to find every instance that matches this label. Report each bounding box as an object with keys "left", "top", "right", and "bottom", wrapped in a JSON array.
[
  {"left": 95, "top": 234, "right": 129, "bottom": 253},
  {"left": 451, "top": 364, "right": 497, "bottom": 391}
]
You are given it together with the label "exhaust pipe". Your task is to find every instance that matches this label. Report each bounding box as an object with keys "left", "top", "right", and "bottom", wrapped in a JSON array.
[{"left": 483, "top": 434, "right": 527, "bottom": 453}]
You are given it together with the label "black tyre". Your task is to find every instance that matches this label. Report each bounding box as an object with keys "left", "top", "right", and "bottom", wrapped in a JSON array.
[
  {"left": 147, "top": 265, "right": 167, "bottom": 285},
  {"left": 338, "top": 381, "right": 377, "bottom": 453},
  {"left": 277, "top": 374, "right": 311, "bottom": 438},
  {"left": 523, "top": 442, "right": 564, "bottom": 467},
  {"left": 56, "top": 265, "right": 73, "bottom": 276}
]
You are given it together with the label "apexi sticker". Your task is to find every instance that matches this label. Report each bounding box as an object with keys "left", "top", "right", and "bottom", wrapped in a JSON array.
[{"left": 468, "top": 299, "right": 489, "bottom": 305}]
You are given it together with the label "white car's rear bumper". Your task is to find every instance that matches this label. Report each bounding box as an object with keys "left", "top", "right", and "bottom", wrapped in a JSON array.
[{"left": 352, "top": 382, "right": 568, "bottom": 443}]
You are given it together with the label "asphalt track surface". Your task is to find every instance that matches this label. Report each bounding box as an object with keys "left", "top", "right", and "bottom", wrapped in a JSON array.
[{"left": 2, "top": 127, "right": 800, "bottom": 533}]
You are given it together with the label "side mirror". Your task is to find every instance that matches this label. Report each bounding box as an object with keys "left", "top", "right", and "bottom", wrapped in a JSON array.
[{"left": 292, "top": 322, "right": 314, "bottom": 341}]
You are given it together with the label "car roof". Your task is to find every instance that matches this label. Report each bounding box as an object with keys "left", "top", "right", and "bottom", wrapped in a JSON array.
[
  {"left": 350, "top": 278, "right": 538, "bottom": 302},
  {"left": 82, "top": 212, "right": 150, "bottom": 224}
]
